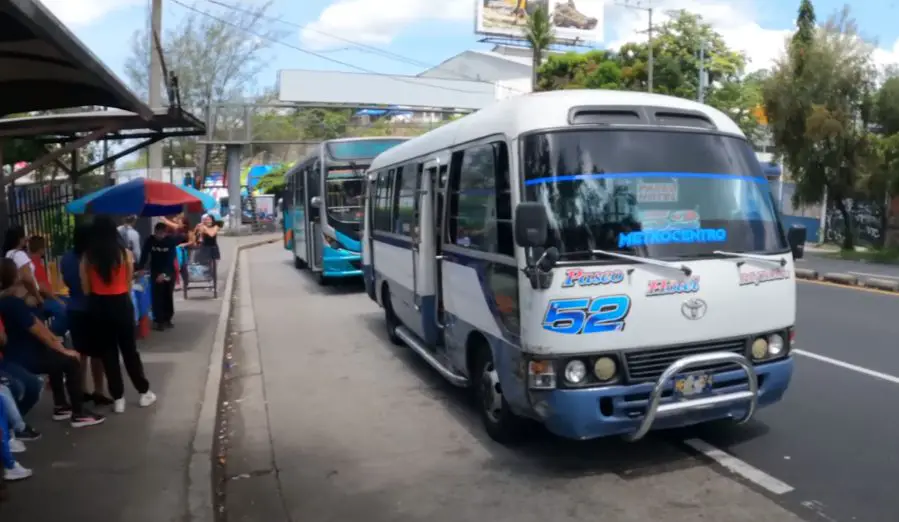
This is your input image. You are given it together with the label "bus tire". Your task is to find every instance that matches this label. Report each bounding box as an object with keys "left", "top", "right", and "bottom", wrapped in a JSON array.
[
  {"left": 294, "top": 255, "right": 306, "bottom": 269},
  {"left": 317, "top": 271, "right": 328, "bottom": 286},
  {"left": 382, "top": 285, "right": 402, "bottom": 345},
  {"left": 472, "top": 345, "right": 528, "bottom": 445}
]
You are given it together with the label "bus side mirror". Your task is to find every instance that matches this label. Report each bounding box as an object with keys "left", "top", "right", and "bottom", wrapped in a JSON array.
[
  {"left": 787, "top": 225, "right": 806, "bottom": 260},
  {"left": 310, "top": 196, "right": 322, "bottom": 208},
  {"left": 514, "top": 202, "right": 548, "bottom": 248}
]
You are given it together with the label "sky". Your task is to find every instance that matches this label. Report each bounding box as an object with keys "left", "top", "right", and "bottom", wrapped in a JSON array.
[{"left": 41, "top": 0, "right": 899, "bottom": 96}]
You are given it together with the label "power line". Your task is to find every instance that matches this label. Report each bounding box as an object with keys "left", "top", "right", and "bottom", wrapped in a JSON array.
[
  {"left": 166, "top": 0, "right": 495, "bottom": 95},
  {"left": 193, "top": 0, "right": 527, "bottom": 93},
  {"left": 200, "top": 0, "right": 437, "bottom": 71}
]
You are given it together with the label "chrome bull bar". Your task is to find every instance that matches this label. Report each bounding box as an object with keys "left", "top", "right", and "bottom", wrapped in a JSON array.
[{"left": 623, "top": 352, "right": 758, "bottom": 442}]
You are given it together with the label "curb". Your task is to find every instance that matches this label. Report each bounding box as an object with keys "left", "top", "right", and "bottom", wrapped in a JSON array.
[
  {"left": 795, "top": 266, "right": 899, "bottom": 293},
  {"left": 188, "top": 237, "right": 279, "bottom": 522}
]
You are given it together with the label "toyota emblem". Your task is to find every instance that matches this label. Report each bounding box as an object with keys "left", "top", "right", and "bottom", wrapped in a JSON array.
[{"left": 681, "top": 298, "right": 708, "bottom": 320}]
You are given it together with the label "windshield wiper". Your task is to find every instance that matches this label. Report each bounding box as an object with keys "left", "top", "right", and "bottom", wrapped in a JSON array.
[
  {"left": 712, "top": 250, "right": 787, "bottom": 267},
  {"left": 590, "top": 249, "right": 693, "bottom": 276}
]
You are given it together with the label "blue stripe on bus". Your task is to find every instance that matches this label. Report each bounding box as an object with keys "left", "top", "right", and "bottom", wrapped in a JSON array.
[{"left": 523, "top": 172, "right": 769, "bottom": 186}]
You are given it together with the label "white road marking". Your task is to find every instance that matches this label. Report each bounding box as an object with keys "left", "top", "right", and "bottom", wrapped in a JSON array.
[
  {"left": 848, "top": 271, "right": 899, "bottom": 280},
  {"left": 684, "top": 438, "right": 795, "bottom": 495},
  {"left": 794, "top": 349, "right": 899, "bottom": 385}
]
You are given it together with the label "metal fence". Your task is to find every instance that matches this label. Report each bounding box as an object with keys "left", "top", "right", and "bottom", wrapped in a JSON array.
[{"left": 6, "top": 180, "right": 76, "bottom": 257}]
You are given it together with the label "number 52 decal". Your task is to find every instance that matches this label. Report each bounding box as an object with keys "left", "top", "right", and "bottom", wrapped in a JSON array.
[{"left": 542, "top": 296, "right": 632, "bottom": 335}]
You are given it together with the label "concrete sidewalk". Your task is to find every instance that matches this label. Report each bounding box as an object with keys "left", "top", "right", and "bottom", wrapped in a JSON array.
[{"left": 1, "top": 234, "right": 278, "bottom": 522}]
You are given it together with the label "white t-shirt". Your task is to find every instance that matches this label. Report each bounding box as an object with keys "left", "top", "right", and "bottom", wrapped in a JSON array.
[{"left": 6, "top": 249, "right": 34, "bottom": 277}]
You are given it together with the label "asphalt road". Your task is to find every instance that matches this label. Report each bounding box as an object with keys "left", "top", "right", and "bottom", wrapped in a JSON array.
[
  {"left": 243, "top": 244, "right": 899, "bottom": 522},
  {"left": 799, "top": 253, "right": 899, "bottom": 281}
]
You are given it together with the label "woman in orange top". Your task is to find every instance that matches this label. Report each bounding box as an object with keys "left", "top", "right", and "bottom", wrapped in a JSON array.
[{"left": 80, "top": 216, "right": 156, "bottom": 414}]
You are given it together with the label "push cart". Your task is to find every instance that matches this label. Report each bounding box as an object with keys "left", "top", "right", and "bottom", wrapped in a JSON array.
[{"left": 181, "top": 244, "right": 218, "bottom": 298}]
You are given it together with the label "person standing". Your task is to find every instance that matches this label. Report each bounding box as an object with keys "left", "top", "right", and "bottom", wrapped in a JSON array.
[
  {"left": 138, "top": 223, "right": 183, "bottom": 330},
  {"left": 193, "top": 214, "right": 221, "bottom": 265},
  {"left": 61, "top": 224, "right": 112, "bottom": 406},
  {"left": 81, "top": 216, "right": 156, "bottom": 414},
  {"left": 117, "top": 215, "right": 142, "bottom": 266}
]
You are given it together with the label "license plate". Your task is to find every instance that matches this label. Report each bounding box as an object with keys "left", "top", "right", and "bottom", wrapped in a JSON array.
[{"left": 673, "top": 372, "right": 713, "bottom": 399}]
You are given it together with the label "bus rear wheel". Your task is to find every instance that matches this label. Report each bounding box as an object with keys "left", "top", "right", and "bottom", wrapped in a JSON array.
[
  {"left": 473, "top": 347, "right": 528, "bottom": 445},
  {"left": 294, "top": 255, "right": 307, "bottom": 269}
]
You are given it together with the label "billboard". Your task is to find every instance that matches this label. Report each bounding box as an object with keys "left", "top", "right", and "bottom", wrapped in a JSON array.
[{"left": 475, "top": 0, "right": 604, "bottom": 43}]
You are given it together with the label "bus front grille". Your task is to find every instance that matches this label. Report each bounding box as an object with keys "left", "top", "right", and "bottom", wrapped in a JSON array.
[{"left": 623, "top": 339, "right": 748, "bottom": 383}]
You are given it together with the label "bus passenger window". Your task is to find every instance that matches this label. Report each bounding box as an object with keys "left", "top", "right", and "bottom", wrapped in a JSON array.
[
  {"left": 448, "top": 143, "right": 511, "bottom": 255},
  {"left": 393, "top": 165, "right": 418, "bottom": 236}
]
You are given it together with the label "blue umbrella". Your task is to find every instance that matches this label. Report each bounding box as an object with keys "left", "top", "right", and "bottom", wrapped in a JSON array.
[{"left": 66, "top": 178, "right": 216, "bottom": 216}]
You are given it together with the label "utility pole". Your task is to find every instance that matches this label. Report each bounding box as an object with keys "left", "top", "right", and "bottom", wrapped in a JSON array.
[
  {"left": 697, "top": 41, "right": 706, "bottom": 103},
  {"left": 148, "top": 0, "right": 163, "bottom": 181},
  {"left": 617, "top": 0, "right": 654, "bottom": 93}
]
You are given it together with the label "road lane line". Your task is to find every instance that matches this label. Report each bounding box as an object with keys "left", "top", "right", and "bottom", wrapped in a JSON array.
[
  {"left": 794, "top": 349, "right": 899, "bottom": 385},
  {"left": 848, "top": 271, "right": 899, "bottom": 280},
  {"left": 684, "top": 438, "right": 794, "bottom": 495},
  {"left": 797, "top": 279, "right": 899, "bottom": 296}
]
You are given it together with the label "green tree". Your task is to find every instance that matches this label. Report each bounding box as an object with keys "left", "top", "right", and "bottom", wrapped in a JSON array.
[
  {"left": 858, "top": 133, "right": 899, "bottom": 246},
  {"left": 874, "top": 76, "right": 899, "bottom": 135},
  {"left": 524, "top": 4, "right": 554, "bottom": 91},
  {"left": 764, "top": 6, "right": 876, "bottom": 249},
  {"left": 255, "top": 163, "right": 291, "bottom": 195}
]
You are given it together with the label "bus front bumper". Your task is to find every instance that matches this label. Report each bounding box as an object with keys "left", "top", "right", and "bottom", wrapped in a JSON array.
[
  {"left": 528, "top": 353, "right": 793, "bottom": 441},
  {"left": 321, "top": 249, "right": 363, "bottom": 277}
]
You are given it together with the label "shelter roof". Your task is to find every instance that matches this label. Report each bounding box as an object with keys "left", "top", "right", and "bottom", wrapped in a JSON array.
[
  {"left": 0, "top": 108, "right": 206, "bottom": 141},
  {"left": 0, "top": 0, "right": 153, "bottom": 118}
]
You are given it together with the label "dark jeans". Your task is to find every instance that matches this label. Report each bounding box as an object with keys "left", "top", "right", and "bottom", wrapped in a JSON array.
[
  {"left": 89, "top": 293, "right": 150, "bottom": 400},
  {"left": 151, "top": 276, "right": 175, "bottom": 324},
  {"left": 0, "top": 363, "right": 42, "bottom": 416},
  {"left": 32, "top": 349, "right": 84, "bottom": 414}
]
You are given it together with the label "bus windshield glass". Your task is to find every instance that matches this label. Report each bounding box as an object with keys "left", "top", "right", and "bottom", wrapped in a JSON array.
[
  {"left": 521, "top": 130, "right": 788, "bottom": 260},
  {"left": 325, "top": 168, "right": 365, "bottom": 224},
  {"left": 326, "top": 139, "right": 407, "bottom": 161}
]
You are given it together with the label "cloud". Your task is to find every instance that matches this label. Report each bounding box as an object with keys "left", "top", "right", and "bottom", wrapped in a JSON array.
[
  {"left": 300, "top": 0, "right": 470, "bottom": 49},
  {"left": 41, "top": 0, "right": 143, "bottom": 27},
  {"left": 300, "top": 0, "right": 899, "bottom": 73}
]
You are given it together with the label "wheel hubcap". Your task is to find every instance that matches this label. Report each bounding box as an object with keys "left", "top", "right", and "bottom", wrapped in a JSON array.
[{"left": 481, "top": 362, "right": 503, "bottom": 423}]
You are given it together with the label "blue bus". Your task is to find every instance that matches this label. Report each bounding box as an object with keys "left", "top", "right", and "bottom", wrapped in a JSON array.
[{"left": 285, "top": 137, "right": 408, "bottom": 284}]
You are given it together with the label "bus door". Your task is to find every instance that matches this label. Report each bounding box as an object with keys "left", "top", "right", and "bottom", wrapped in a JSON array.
[
  {"left": 309, "top": 159, "right": 324, "bottom": 270},
  {"left": 421, "top": 159, "right": 448, "bottom": 346}
]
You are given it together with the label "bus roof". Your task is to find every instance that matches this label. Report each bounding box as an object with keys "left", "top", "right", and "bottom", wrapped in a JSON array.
[{"left": 369, "top": 90, "right": 745, "bottom": 172}]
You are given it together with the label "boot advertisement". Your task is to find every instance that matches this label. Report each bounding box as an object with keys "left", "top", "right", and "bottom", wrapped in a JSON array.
[{"left": 475, "top": 0, "right": 604, "bottom": 42}]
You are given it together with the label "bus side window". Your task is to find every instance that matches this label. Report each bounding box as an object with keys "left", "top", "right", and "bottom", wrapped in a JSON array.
[
  {"left": 448, "top": 144, "right": 498, "bottom": 251},
  {"left": 374, "top": 169, "right": 395, "bottom": 232},
  {"left": 393, "top": 164, "right": 418, "bottom": 236},
  {"left": 493, "top": 142, "right": 514, "bottom": 257}
]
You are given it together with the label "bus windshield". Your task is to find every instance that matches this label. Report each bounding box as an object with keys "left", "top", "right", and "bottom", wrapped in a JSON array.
[
  {"left": 521, "top": 129, "right": 788, "bottom": 261},
  {"left": 325, "top": 167, "right": 365, "bottom": 224}
]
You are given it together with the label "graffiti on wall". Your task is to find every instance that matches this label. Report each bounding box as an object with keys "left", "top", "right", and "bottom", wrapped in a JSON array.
[{"left": 824, "top": 200, "right": 882, "bottom": 246}]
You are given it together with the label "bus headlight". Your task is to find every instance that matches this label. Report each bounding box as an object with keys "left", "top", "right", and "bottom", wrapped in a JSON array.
[
  {"left": 750, "top": 337, "right": 769, "bottom": 360},
  {"left": 564, "top": 360, "right": 587, "bottom": 384},
  {"left": 594, "top": 357, "right": 617, "bottom": 381},
  {"left": 767, "top": 334, "right": 785, "bottom": 356}
]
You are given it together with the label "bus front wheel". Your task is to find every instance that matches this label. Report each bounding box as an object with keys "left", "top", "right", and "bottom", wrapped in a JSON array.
[{"left": 473, "top": 347, "right": 528, "bottom": 445}]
